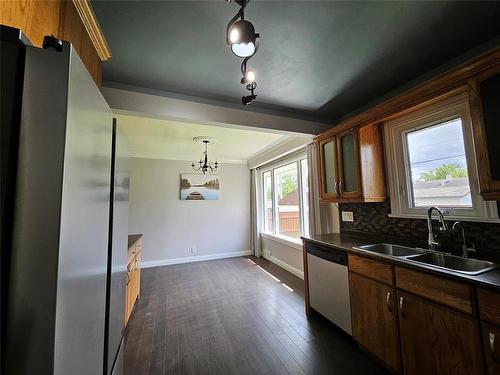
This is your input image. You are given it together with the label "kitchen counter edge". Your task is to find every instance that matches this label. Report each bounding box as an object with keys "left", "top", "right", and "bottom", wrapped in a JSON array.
[{"left": 302, "top": 233, "right": 500, "bottom": 293}]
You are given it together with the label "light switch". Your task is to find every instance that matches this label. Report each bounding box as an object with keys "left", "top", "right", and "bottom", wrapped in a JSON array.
[{"left": 341, "top": 211, "right": 354, "bottom": 222}]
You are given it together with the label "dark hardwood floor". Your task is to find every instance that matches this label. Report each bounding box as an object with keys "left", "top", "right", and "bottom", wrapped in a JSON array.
[{"left": 123, "top": 256, "right": 390, "bottom": 375}]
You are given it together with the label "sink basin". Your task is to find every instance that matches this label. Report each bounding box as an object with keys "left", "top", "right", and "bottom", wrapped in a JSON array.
[
  {"left": 409, "top": 253, "right": 498, "bottom": 275},
  {"left": 354, "top": 244, "right": 428, "bottom": 258}
]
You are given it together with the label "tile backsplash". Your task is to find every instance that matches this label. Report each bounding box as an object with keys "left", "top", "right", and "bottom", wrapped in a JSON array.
[{"left": 339, "top": 200, "right": 500, "bottom": 259}]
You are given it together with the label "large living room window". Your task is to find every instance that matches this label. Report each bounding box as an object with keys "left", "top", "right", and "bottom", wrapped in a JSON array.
[
  {"left": 261, "top": 153, "right": 309, "bottom": 240},
  {"left": 384, "top": 93, "right": 498, "bottom": 221}
]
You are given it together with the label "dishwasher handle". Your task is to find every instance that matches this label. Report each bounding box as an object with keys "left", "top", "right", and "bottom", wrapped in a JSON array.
[{"left": 306, "top": 243, "right": 348, "bottom": 266}]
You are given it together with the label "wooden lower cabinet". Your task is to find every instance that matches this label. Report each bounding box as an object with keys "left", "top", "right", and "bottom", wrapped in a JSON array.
[
  {"left": 397, "top": 291, "right": 484, "bottom": 375},
  {"left": 482, "top": 322, "right": 500, "bottom": 374},
  {"left": 349, "top": 272, "right": 401, "bottom": 372},
  {"left": 125, "top": 235, "right": 142, "bottom": 325}
]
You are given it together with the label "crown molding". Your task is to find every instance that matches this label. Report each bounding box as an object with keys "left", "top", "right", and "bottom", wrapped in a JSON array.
[
  {"left": 247, "top": 136, "right": 312, "bottom": 170},
  {"left": 72, "top": 0, "right": 112, "bottom": 61}
]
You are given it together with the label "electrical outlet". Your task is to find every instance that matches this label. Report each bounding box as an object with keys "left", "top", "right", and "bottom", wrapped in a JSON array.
[
  {"left": 190, "top": 246, "right": 196, "bottom": 254},
  {"left": 341, "top": 211, "right": 354, "bottom": 222}
]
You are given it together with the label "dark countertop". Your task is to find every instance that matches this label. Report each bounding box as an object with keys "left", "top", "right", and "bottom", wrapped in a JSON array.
[
  {"left": 128, "top": 234, "right": 143, "bottom": 249},
  {"left": 302, "top": 233, "right": 500, "bottom": 293}
]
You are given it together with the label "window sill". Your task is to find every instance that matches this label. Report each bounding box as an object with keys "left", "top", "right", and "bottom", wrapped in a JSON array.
[
  {"left": 388, "top": 213, "right": 500, "bottom": 224},
  {"left": 260, "top": 232, "right": 303, "bottom": 250}
]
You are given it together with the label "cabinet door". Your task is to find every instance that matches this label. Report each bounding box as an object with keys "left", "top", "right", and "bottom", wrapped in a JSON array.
[
  {"left": 469, "top": 67, "right": 500, "bottom": 199},
  {"left": 482, "top": 322, "right": 500, "bottom": 375},
  {"left": 337, "top": 129, "right": 362, "bottom": 199},
  {"left": 125, "top": 268, "right": 132, "bottom": 325},
  {"left": 349, "top": 273, "right": 401, "bottom": 372},
  {"left": 397, "top": 291, "right": 484, "bottom": 375},
  {"left": 318, "top": 137, "right": 339, "bottom": 199}
]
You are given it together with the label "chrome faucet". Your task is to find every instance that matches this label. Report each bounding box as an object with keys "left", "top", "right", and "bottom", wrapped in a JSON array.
[
  {"left": 427, "top": 206, "right": 449, "bottom": 251},
  {"left": 452, "top": 221, "right": 477, "bottom": 258}
]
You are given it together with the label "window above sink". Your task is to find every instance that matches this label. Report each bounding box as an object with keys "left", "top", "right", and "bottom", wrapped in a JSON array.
[{"left": 384, "top": 92, "right": 498, "bottom": 222}]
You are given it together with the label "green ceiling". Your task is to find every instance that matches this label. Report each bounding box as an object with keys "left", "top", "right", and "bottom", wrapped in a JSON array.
[{"left": 93, "top": 0, "right": 500, "bottom": 123}]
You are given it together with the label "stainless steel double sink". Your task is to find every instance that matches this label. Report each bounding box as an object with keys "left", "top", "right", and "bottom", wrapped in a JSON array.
[{"left": 354, "top": 243, "right": 498, "bottom": 275}]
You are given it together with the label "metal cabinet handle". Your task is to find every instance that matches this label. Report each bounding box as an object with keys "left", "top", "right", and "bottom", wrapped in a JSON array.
[
  {"left": 339, "top": 180, "right": 343, "bottom": 195},
  {"left": 334, "top": 181, "right": 339, "bottom": 195},
  {"left": 399, "top": 296, "right": 406, "bottom": 317},
  {"left": 490, "top": 332, "right": 500, "bottom": 363},
  {"left": 386, "top": 291, "right": 393, "bottom": 312}
]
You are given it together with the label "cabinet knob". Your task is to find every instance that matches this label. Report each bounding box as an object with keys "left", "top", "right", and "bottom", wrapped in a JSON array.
[
  {"left": 386, "top": 291, "right": 393, "bottom": 312},
  {"left": 399, "top": 296, "right": 406, "bottom": 317},
  {"left": 490, "top": 332, "right": 500, "bottom": 364}
]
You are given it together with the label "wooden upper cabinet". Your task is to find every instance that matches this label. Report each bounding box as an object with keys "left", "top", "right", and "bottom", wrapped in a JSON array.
[
  {"left": 317, "top": 123, "right": 386, "bottom": 203},
  {"left": 0, "top": 0, "right": 110, "bottom": 87},
  {"left": 337, "top": 128, "right": 362, "bottom": 199},
  {"left": 318, "top": 137, "right": 339, "bottom": 200},
  {"left": 397, "top": 291, "right": 484, "bottom": 375},
  {"left": 469, "top": 65, "right": 500, "bottom": 200}
]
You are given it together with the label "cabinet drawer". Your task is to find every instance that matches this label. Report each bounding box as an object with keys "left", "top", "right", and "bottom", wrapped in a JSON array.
[
  {"left": 482, "top": 322, "right": 500, "bottom": 375},
  {"left": 395, "top": 267, "right": 474, "bottom": 315},
  {"left": 348, "top": 254, "right": 394, "bottom": 286},
  {"left": 478, "top": 288, "right": 500, "bottom": 325}
]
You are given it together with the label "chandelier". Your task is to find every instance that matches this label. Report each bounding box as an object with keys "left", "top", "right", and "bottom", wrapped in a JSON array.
[{"left": 191, "top": 137, "right": 218, "bottom": 174}]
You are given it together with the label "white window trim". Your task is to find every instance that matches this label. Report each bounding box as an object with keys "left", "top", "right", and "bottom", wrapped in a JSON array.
[
  {"left": 384, "top": 92, "right": 498, "bottom": 222},
  {"left": 260, "top": 151, "right": 309, "bottom": 242}
]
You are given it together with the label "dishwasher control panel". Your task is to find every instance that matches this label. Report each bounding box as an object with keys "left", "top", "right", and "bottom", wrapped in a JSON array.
[{"left": 306, "top": 241, "right": 348, "bottom": 266}]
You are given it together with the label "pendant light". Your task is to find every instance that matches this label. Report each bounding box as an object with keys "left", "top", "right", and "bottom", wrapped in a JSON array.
[
  {"left": 226, "top": 1, "right": 259, "bottom": 58},
  {"left": 226, "top": 0, "right": 260, "bottom": 105}
]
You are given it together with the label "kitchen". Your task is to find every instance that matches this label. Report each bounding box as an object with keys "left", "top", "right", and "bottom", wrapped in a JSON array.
[{"left": 2, "top": 1, "right": 500, "bottom": 375}]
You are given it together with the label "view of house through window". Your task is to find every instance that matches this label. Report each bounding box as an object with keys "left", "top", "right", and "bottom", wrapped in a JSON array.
[
  {"left": 261, "top": 155, "right": 309, "bottom": 240},
  {"left": 405, "top": 118, "right": 471, "bottom": 208}
]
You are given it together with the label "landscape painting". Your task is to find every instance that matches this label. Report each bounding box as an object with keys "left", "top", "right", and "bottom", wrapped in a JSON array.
[{"left": 180, "top": 174, "right": 220, "bottom": 200}]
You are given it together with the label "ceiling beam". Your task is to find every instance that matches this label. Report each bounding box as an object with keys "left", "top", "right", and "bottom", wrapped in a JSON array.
[{"left": 101, "top": 87, "right": 330, "bottom": 135}]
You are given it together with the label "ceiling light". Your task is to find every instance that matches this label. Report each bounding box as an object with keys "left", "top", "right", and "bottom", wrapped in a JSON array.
[
  {"left": 191, "top": 137, "right": 218, "bottom": 174},
  {"left": 226, "top": 0, "right": 261, "bottom": 104},
  {"left": 245, "top": 69, "right": 255, "bottom": 83},
  {"left": 229, "top": 28, "right": 239, "bottom": 44},
  {"left": 242, "top": 93, "right": 256, "bottom": 106},
  {"left": 228, "top": 19, "right": 258, "bottom": 58}
]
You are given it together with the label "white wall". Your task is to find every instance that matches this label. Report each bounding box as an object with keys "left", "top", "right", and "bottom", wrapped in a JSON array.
[
  {"left": 128, "top": 158, "right": 251, "bottom": 266},
  {"left": 261, "top": 236, "right": 304, "bottom": 279}
]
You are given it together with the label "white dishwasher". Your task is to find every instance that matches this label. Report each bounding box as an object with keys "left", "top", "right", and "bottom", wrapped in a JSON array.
[{"left": 307, "top": 242, "right": 352, "bottom": 335}]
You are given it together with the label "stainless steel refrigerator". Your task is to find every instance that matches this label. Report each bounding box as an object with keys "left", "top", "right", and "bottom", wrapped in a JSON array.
[{"left": 1, "top": 26, "right": 129, "bottom": 375}]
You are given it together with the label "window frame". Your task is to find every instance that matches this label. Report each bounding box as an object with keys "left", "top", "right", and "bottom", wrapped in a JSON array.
[
  {"left": 259, "top": 152, "right": 309, "bottom": 241},
  {"left": 384, "top": 92, "right": 498, "bottom": 221}
]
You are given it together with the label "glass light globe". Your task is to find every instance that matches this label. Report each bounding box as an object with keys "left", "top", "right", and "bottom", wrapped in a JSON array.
[{"left": 231, "top": 41, "right": 255, "bottom": 58}]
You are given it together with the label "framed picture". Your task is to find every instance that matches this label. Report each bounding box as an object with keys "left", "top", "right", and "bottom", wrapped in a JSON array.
[{"left": 180, "top": 174, "right": 220, "bottom": 200}]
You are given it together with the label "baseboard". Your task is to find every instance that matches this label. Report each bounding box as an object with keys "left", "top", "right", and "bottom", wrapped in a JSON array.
[
  {"left": 141, "top": 250, "right": 252, "bottom": 268},
  {"left": 262, "top": 250, "right": 304, "bottom": 279}
]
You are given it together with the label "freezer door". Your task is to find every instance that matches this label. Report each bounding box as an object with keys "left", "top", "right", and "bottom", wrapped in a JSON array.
[
  {"left": 105, "top": 120, "right": 129, "bottom": 374},
  {"left": 6, "top": 42, "right": 72, "bottom": 375},
  {"left": 53, "top": 47, "right": 113, "bottom": 375}
]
